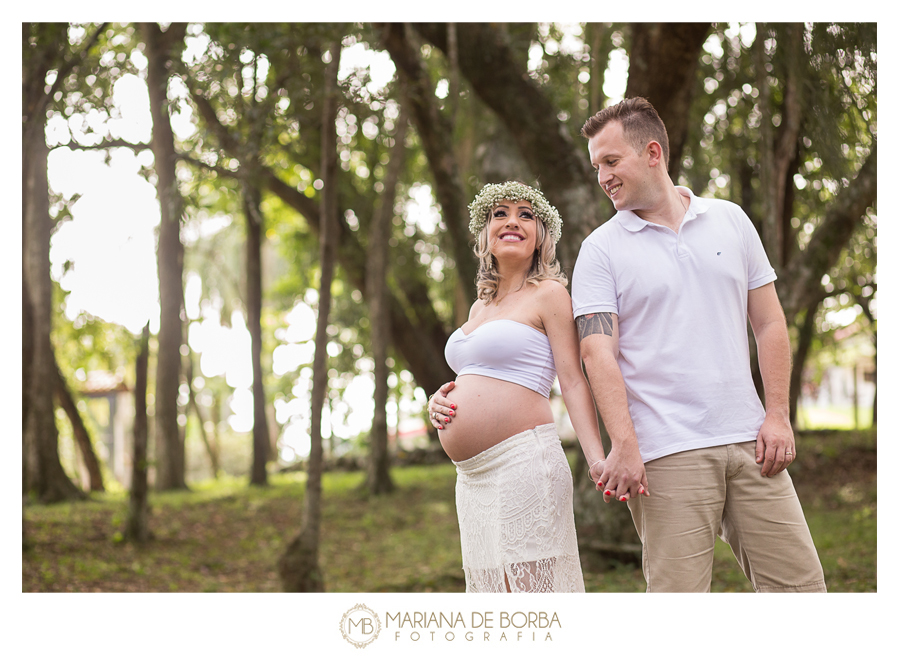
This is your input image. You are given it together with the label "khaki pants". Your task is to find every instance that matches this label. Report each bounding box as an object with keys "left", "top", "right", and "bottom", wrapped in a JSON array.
[{"left": 628, "top": 442, "right": 826, "bottom": 593}]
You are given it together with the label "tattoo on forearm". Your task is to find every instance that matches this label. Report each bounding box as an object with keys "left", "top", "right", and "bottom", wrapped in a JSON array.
[{"left": 577, "top": 312, "right": 614, "bottom": 340}]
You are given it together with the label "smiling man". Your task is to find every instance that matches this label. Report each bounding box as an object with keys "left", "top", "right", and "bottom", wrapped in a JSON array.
[{"left": 572, "top": 97, "right": 826, "bottom": 593}]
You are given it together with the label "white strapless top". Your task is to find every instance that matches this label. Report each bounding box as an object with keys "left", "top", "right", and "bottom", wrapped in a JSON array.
[{"left": 444, "top": 319, "right": 556, "bottom": 398}]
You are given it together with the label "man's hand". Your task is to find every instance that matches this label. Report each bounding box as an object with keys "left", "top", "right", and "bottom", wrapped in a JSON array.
[
  {"left": 593, "top": 442, "right": 649, "bottom": 503},
  {"left": 755, "top": 413, "right": 795, "bottom": 477}
]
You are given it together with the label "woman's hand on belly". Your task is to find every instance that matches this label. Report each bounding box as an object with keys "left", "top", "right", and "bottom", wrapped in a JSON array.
[
  {"left": 428, "top": 381, "right": 457, "bottom": 430},
  {"left": 436, "top": 375, "right": 554, "bottom": 461}
]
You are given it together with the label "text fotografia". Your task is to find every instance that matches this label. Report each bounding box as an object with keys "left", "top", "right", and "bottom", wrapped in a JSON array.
[{"left": 387, "top": 611, "right": 561, "bottom": 642}]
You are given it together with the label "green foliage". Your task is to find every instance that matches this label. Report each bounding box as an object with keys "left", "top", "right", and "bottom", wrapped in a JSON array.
[
  {"left": 528, "top": 23, "right": 626, "bottom": 131},
  {"left": 33, "top": 23, "right": 143, "bottom": 150},
  {"left": 53, "top": 280, "right": 138, "bottom": 378},
  {"left": 684, "top": 23, "right": 875, "bottom": 204}
]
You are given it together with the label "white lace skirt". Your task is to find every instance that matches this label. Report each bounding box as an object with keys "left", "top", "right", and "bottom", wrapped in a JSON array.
[{"left": 453, "top": 423, "right": 585, "bottom": 593}]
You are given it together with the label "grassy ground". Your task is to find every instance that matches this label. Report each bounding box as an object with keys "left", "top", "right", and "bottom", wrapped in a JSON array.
[{"left": 22, "top": 430, "right": 876, "bottom": 593}]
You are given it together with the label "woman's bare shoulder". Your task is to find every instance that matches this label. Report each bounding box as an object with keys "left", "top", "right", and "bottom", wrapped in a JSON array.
[
  {"left": 467, "top": 299, "right": 487, "bottom": 321},
  {"left": 535, "top": 279, "right": 572, "bottom": 305}
]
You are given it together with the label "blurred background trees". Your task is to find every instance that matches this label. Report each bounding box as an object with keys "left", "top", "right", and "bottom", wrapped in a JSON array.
[{"left": 22, "top": 22, "right": 876, "bottom": 586}]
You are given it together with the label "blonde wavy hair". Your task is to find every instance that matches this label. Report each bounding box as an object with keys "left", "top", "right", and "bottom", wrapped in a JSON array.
[{"left": 473, "top": 204, "right": 567, "bottom": 304}]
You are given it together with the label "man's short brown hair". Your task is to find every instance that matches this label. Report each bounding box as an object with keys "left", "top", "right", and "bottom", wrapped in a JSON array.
[{"left": 581, "top": 97, "right": 670, "bottom": 170}]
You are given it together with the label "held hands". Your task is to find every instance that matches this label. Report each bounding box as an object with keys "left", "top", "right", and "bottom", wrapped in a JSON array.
[
  {"left": 755, "top": 413, "right": 795, "bottom": 477},
  {"left": 589, "top": 444, "right": 649, "bottom": 504},
  {"left": 428, "top": 381, "right": 456, "bottom": 430}
]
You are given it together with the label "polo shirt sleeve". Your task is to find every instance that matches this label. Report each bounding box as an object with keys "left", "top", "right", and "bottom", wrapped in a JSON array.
[
  {"left": 741, "top": 211, "right": 777, "bottom": 290},
  {"left": 571, "top": 232, "right": 619, "bottom": 318}
]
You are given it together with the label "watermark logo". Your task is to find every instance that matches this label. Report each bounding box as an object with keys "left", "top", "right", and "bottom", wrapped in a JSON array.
[{"left": 340, "top": 604, "right": 382, "bottom": 648}]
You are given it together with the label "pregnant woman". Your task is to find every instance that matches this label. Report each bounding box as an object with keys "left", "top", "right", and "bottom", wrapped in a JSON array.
[{"left": 428, "top": 181, "right": 606, "bottom": 592}]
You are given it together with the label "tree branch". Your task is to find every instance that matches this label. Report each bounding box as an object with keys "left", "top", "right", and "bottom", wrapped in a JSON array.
[
  {"left": 64, "top": 137, "right": 152, "bottom": 153},
  {"left": 782, "top": 142, "right": 877, "bottom": 318},
  {"left": 191, "top": 90, "right": 245, "bottom": 156},
  {"left": 178, "top": 153, "right": 242, "bottom": 179}
]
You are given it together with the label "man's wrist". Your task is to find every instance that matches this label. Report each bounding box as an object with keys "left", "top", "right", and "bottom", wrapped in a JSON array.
[
  {"left": 608, "top": 436, "right": 641, "bottom": 462},
  {"left": 764, "top": 407, "right": 791, "bottom": 423}
]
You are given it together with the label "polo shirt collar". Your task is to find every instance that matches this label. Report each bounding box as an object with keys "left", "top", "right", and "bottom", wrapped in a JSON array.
[{"left": 614, "top": 186, "right": 710, "bottom": 232}]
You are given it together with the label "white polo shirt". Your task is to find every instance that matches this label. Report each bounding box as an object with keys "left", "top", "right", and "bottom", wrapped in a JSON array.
[{"left": 572, "top": 187, "right": 777, "bottom": 462}]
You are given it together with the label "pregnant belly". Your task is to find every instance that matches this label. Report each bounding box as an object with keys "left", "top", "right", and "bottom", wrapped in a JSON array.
[{"left": 437, "top": 375, "right": 554, "bottom": 462}]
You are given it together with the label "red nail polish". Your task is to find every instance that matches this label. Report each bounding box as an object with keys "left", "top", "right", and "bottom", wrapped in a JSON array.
[
  {"left": 450, "top": 404, "right": 456, "bottom": 410},
  {"left": 620, "top": 496, "right": 627, "bottom": 502},
  {"left": 604, "top": 490, "right": 612, "bottom": 496}
]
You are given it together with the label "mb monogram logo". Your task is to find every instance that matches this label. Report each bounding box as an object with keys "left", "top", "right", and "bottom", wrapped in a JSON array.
[{"left": 340, "top": 604, "right": 382, "bottom": 648}]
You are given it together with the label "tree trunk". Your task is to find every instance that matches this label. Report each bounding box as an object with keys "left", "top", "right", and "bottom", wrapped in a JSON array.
[
  {"left": 23, "top": 121, "right": 83, "bottom": 503},
  {"left": 773, "top": 24, "right": 804, "bottom": 272},
  {"left": 244, "top": 181, "right": 270, "bottom": 486},
  {"left": 587, "top": 23, "right": 612, "bottom": 116},
  {"left": 266, "top": 403, "right": 280, "bottom": 465},
  {"left": 22, "top": 276, "right": 32, "bottom": 492},
  {"left": 142, "top": 22, "right": 188, "bottom": 490},
  {"left": 279, "top": 41, "right": 341, "bottom": 593},
  {"left": 754, "top": 24, "right": 804, "bottom": 274},
  {"left": 125, "top": 323, "right": 152, "bottom": 543},
  {"left": 856, "top": 295, "right": 877, "bottom": 428},
  {"left": 211, "top": 395, "right": 224, "bottom": 469},
  {"left": 779, "top": 151, "right": 802, "bottom": 270},
  {"left": 871, "top": 366, "right": 877, "bottom": 427},
  {"left": 22, "top": 22, "right": 106, "bottom": 502},
  {"left": 754, "top": 24, "right": 778, "bottom": 270},
  {"left": 186, "top": 353, "right": 219, "bottom": 477},
  {"left": 365, "top": 108, "right": 408, "bottom": 496},
  {"left": 54, "top": 360, "right": 105, "bottom": 492},
  {"left": 625, "top": 23, "right": 711, "bottom": 183},
  {"left": 789, "top": 299, "right": 821, "bottom": 425}
]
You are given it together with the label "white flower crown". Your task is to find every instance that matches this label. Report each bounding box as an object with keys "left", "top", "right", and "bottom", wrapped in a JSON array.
[{"left": 467, "top": 181, "right": 563, "bottom": 245}]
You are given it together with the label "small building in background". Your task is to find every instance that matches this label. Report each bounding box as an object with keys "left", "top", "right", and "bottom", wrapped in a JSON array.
[
  {"left": 78, "top": 370, "right": 134, "bottom": 488},
  {"left": 797, "top": 325, "right": 876, "bottom": 430}
]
